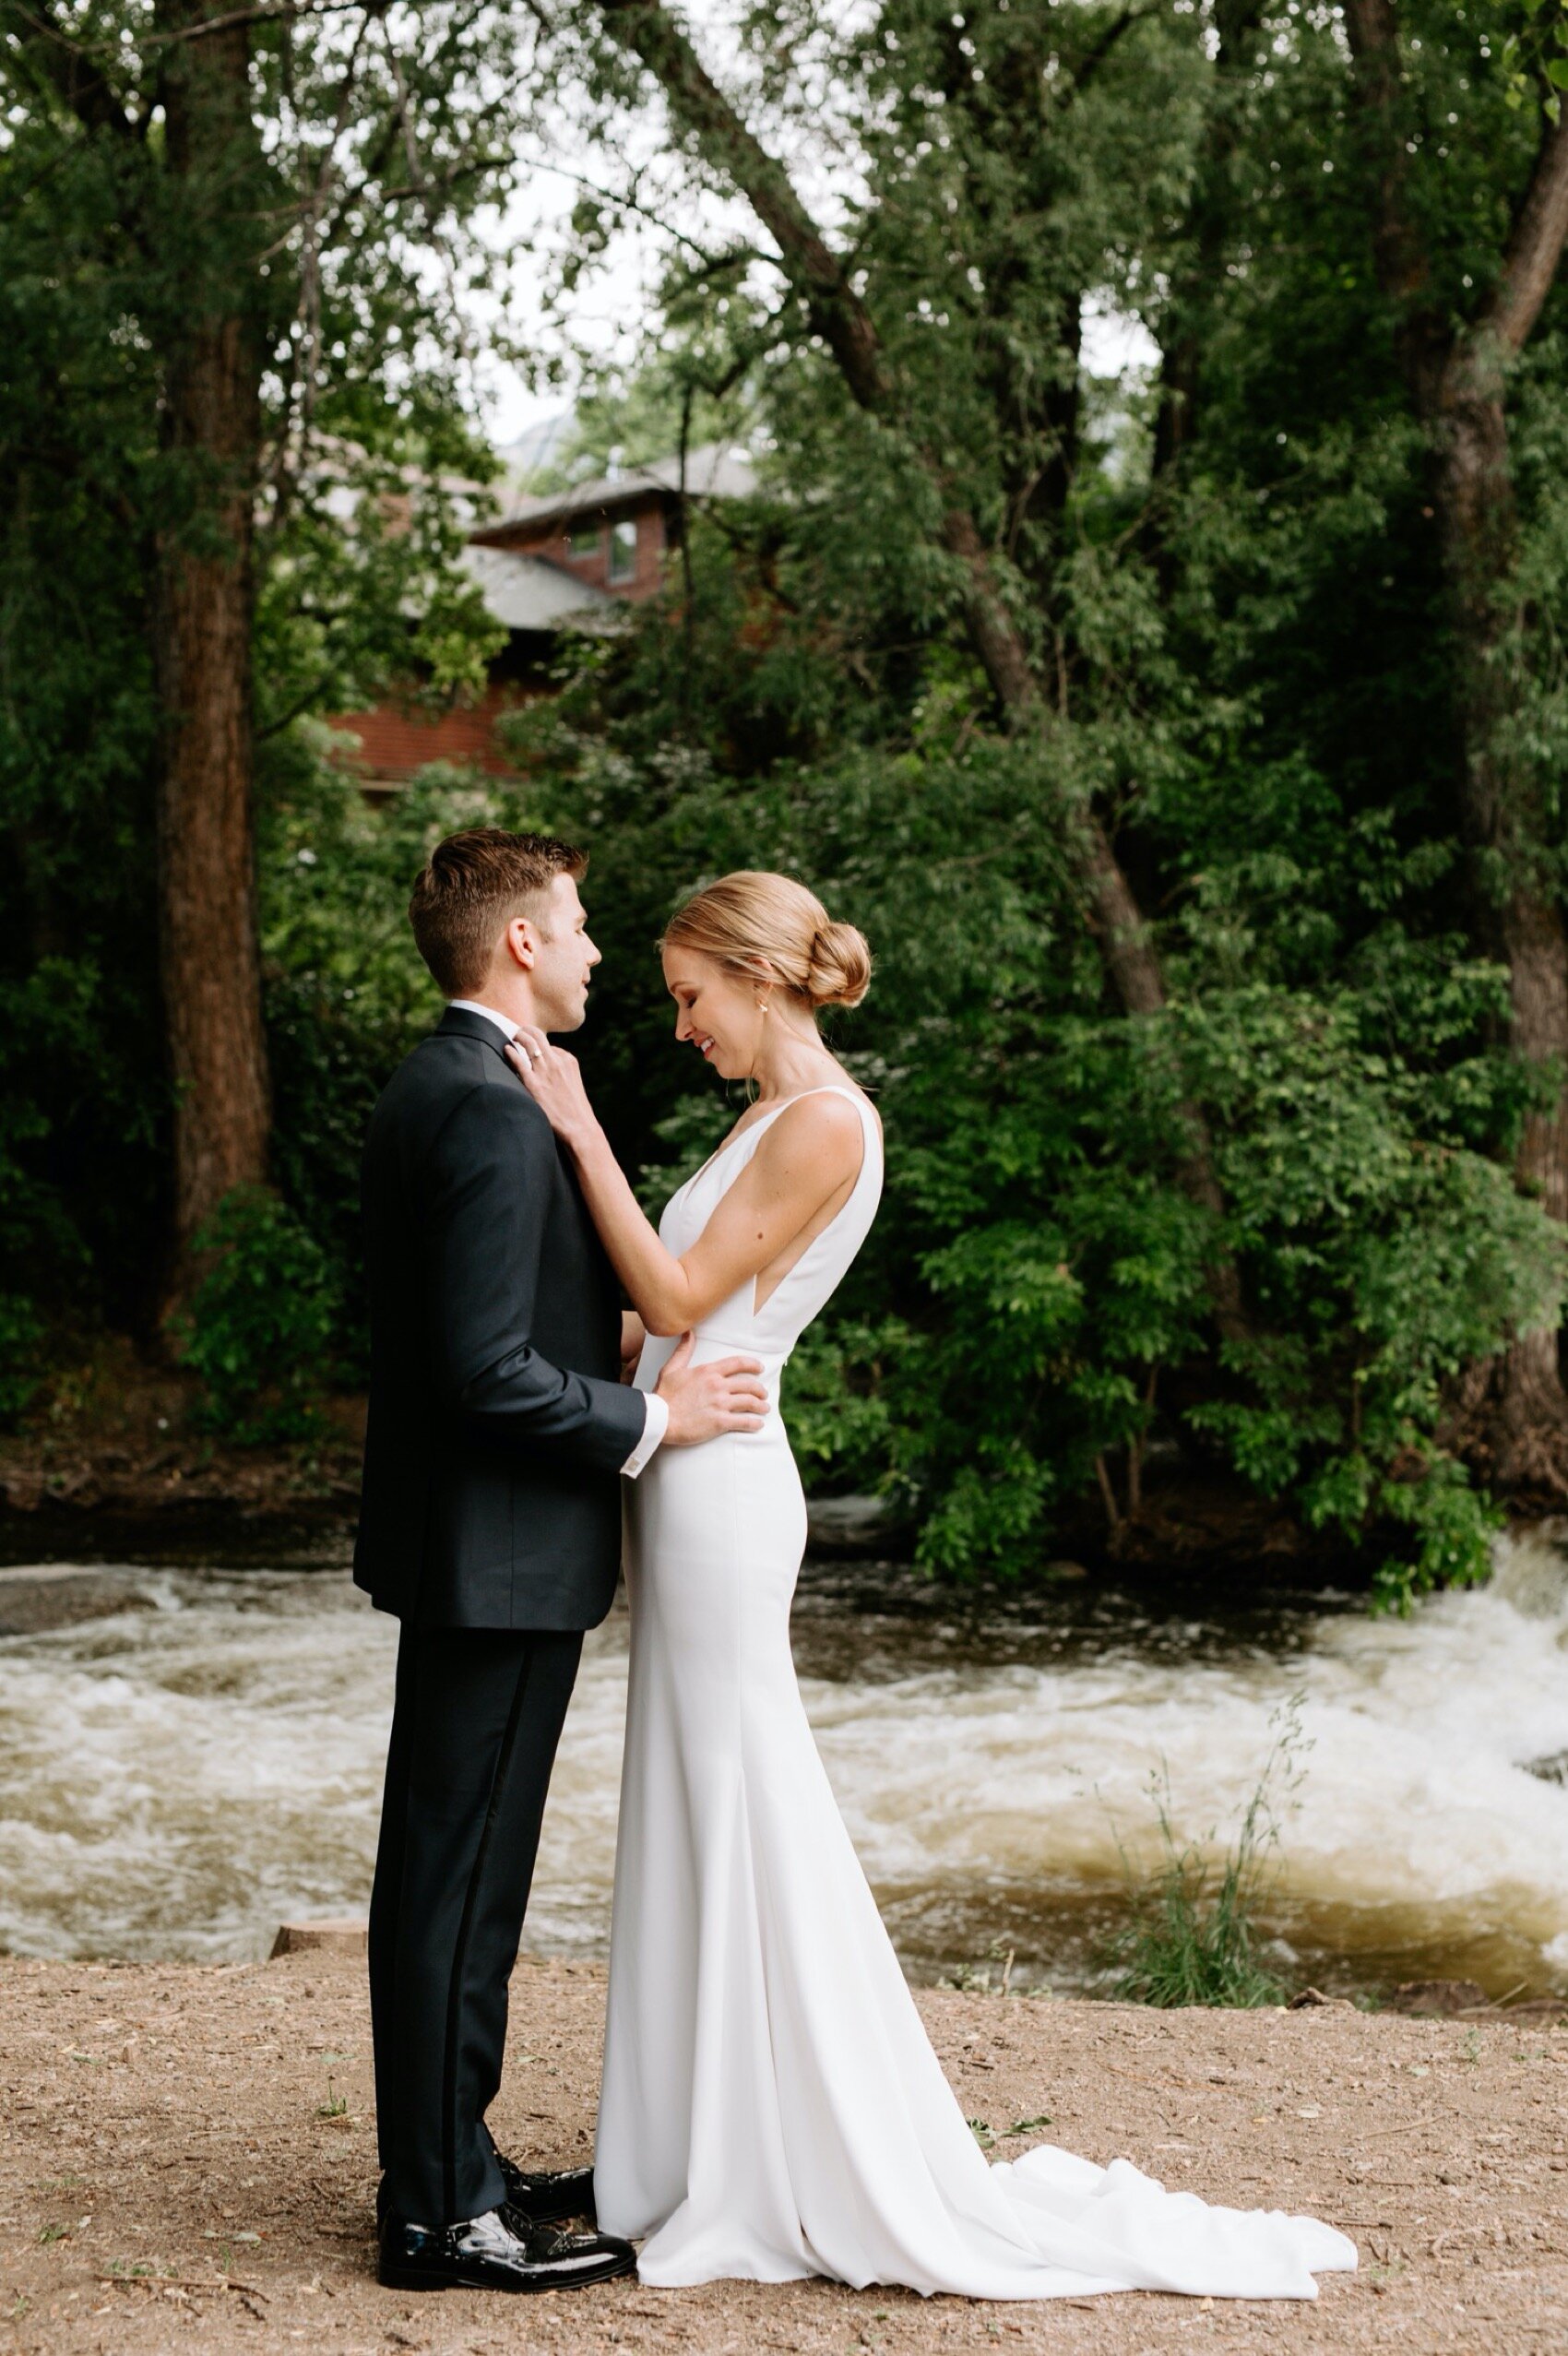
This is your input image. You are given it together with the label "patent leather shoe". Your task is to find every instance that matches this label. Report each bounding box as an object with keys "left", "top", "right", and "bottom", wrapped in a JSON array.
[
  {"left": 498, "top": 2156, "right": 596, "bottom": 2225},
  {"left": 377, "top": 2205, "right": 636, "bottom": 2293}
]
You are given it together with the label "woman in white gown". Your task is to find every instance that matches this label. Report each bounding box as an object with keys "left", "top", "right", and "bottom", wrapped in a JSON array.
[{"left": 508, "top": 870, "right": 1355, "bottom": 2304}]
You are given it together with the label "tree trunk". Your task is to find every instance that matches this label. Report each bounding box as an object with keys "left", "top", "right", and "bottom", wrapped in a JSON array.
[
  {"left": 153, "top": 0, "right": 270, "bottom": 1301},
  {"left": 1345, "top": 0, "right": 1568, "bottom": 1483},
  {"left": 1433, "top": 343, "right": 1568, "bottom": 1480}
]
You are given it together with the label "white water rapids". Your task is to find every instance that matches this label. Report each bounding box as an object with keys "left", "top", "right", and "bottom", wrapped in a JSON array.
[{"left": 2, "top": 1529, "right": 1567, "bottom": 1993}]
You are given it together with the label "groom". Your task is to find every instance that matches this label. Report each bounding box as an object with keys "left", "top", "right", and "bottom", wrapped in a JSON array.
[{"left": 356, "top": 827, "right": 767, "bottom": 2295}]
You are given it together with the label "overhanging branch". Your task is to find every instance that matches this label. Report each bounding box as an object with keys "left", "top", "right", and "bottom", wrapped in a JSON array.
[
  {"left": 1486, "top": 99, "right": 1568, "bottom": 353},
  {"left": 597, "top": 0, "right": 887, "bottom": 409}
]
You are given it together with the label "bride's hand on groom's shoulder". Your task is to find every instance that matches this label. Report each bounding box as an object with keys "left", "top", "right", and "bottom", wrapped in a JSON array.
[{"left": 506, "top": 1028, "right": 597, "bottom": 1148}]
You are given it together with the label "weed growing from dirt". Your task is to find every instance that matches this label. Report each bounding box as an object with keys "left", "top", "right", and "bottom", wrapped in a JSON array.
[{"left": 1101, "top": 1696, "right": 1307, "bottom": 2007}]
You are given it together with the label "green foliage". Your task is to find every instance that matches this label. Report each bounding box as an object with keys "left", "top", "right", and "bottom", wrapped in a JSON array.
[
  {"left": 517, "top": 593, "right": 1562, "bottom": 1587},
  {"left": 0, "top": 1293, "right": 46, "bottom": 1429},
  {"left": 1103, "top": 1707, "right": 1305, "bottom": 2009},
  {"left": 1366, "top": 1454, "right": 1503, "bottom": 1617},
  {"left": 0, "top": 0, "right": 521, "bottom": 1335},
  {"left": 1103, "top": 1790, "right": 1287, "bottom": 2010},
  {"left": 8, "top": 0, "right": 1568, "bottom": 1615},
  {"left": 256, "top": 746, "right": 469, "bottom": 1367},
  {"left": 176, "top": 1189, "right": 340, "bottom": 1446},
  {"left": 778, "top": 1318, "right": 904, "bottom": 1491},
  {"left": 499, "top": 0, "right": 1568, "bottom": 1598}
]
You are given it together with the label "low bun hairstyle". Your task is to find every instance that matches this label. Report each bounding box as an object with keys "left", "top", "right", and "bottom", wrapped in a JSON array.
[{"left": 661, "top": 872, "right": 872, "bottom": 1012}]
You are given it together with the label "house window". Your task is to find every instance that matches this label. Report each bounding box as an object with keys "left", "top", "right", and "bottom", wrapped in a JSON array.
[
  {"left": 567, "top": 522, "right": 601, "bottom": 559},
  {"left": 608, "top": 518, "right": 637, "bottom": 583}
]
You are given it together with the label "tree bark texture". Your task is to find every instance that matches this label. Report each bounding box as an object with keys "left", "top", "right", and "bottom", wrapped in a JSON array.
[
  {"left": 152, "top": 0, "right": 271, "bottom": 1294},
  {"left": 1347, "top": 0, "right": 1568, "bottom": 1481}
]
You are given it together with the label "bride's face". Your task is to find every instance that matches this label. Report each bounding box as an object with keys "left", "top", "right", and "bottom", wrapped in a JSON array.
[{"left": 662, "top": 947, "right": 765, "bottom": 1080}]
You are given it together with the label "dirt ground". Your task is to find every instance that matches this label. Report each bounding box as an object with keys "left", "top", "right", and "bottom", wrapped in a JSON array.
[{"left": 3, "top": 1953, "right": 1566, "bottom": 2356}]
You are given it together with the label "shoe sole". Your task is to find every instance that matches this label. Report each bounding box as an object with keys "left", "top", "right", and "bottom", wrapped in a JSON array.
[{"left": 377, "top": 2255, "right": 636, "bottom": 2295}]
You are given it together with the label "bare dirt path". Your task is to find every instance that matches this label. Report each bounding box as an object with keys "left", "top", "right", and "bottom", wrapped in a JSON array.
[{"left": 3, "top": 1951, "right": 1565, "bottom": 2355}]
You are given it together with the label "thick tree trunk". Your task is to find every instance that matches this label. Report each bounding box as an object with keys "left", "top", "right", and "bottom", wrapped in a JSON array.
[
  {"left": 1345, "top": 0, "right": 1568, "bottom": 1482},
  {"left": 153, "top": 2, "right": 270, "bottom": 1298},
  {"left": 1434, "top": 348, "right": 1568, "bottom": 1479}
]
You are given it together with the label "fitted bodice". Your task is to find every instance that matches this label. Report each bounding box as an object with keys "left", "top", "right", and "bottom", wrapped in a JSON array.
[{"left": 634, "top": 1085, "right": 882, "bottom": 1398}]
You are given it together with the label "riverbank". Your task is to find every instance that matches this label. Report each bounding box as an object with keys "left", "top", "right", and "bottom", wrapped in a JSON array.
[
  {"left": 0, "top": 1341, "right": 362, "bottom": 1528},
  {"left": 0, "top": 1339, "right": 1357, "bottom": 1580},
  {"left": 4, "top": 1951, "right": 1566, "bottom": 2355}
]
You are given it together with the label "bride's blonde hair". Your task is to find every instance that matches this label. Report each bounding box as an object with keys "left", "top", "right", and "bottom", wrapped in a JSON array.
[{"left": 660, "top": 872, "right": 872, "bottom": 1011}]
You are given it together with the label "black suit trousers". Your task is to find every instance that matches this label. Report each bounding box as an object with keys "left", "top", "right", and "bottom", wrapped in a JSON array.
[{"left": 368, "top": 1621, "right": 583, "bottom": 2225}]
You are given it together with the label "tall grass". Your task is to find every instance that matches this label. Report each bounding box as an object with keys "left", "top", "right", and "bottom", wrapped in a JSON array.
[{"left": 1103, "top": 1699, "right": 1306, "bottom": 2008}]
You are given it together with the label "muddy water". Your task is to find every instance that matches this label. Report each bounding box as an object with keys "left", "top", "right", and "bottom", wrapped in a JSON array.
[{"left": 2, "top": 1530, "right": 1567, "bottom": 1995}]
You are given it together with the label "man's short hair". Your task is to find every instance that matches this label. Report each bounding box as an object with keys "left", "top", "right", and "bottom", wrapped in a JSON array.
[{"left": 409, "top": 827, "right": 588, "bottom": 998}]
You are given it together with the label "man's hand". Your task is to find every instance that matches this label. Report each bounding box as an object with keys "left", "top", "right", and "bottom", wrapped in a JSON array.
[{"left": 656, "top": 1331, "right": 768, "bottom": 1444}]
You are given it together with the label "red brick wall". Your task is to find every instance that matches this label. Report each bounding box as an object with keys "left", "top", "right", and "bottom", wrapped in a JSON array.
[{"left": 326, "top": 681, "right": 529, "bottom": 787}]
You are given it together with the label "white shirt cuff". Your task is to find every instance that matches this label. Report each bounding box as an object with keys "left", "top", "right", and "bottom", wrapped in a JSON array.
[{"left": 620, "top": 1389, "right": 668, "bottom": 1479}]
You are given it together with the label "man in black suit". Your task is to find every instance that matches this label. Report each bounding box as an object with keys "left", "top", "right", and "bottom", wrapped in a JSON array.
[{"left": 357, "top": 828, "right": 766, "bottom": 2295}]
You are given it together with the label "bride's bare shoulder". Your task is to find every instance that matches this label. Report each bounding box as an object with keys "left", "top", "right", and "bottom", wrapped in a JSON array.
[{"left": 756, "top": 1089, "right": 873, "bottom": 1180}]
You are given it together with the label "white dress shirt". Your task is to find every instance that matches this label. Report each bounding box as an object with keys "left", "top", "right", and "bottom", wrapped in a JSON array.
[{"left": 447, "top": 999, "right": 667, "bottom": 1477}]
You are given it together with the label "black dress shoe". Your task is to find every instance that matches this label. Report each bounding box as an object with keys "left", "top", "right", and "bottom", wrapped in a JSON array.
[
  {"left": 378, "top": 2205, "right": 636, "bottom": 2294},
  {"left": 498, "top": 2155, "right": 596, "bottom": 2225}
]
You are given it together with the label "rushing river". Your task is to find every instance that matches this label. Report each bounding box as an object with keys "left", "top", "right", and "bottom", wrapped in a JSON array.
[{"left": 3, "top": 1528, "right": 1568, "bottom": 1997}]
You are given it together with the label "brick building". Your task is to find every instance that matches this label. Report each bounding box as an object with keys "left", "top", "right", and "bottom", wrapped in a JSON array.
[{"left": 330, "top": 442, "right": 756, "bottom": 797}]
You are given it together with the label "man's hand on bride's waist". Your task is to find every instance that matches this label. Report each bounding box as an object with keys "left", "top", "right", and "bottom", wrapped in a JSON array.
[{"left": 655, "top": 1331, "right": 768, "bottom": 1446}]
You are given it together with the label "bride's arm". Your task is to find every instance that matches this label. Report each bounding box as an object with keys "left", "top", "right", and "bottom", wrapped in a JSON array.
[{"left": 507, "top": 1031, "right": 864, "bottom": 1336}]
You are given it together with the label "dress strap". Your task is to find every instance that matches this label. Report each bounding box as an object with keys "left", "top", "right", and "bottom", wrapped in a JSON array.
[
  {"left": 754, "top": 1084, "right": 875, "bottom": 1129},
  {"left": 687, "top": 1086, "right": 877, "bottom": 1195}
]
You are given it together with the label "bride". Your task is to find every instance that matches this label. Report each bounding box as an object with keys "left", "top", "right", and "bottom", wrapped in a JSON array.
[{"left": 507, "top": 868, "right": 1355, "bottom": 2303}]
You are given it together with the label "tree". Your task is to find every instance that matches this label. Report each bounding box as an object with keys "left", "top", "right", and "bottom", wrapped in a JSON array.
[
  {"left": 152, "top": 0, "right": 273, "bottom": 1275},
  {"left": 0, "top": 0, "right": 517, "bottom": 1306},
  {"left": 585, "top": 0, "right": 1253, "bottom": 1345},
  {"left": 1344, "top": 0, "right": 1568, "bottom": 1482},
  {"left": 509, "top": 0, "right": 1566, "bottom": 1587}
]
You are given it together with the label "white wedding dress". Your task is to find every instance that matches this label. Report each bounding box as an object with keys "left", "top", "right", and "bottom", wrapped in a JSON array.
[{"left": 593, "top": 1086, "right": 1356, "bottom": 2302}]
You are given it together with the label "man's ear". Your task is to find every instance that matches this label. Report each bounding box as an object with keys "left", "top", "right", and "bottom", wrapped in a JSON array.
[{"left": 502, "top": 914, "right": 536, "bottom": 971}]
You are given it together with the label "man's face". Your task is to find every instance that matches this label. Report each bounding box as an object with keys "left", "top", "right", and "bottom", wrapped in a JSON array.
[{"left": 527, "top": 873, "right": 601, "bottom": 1032}]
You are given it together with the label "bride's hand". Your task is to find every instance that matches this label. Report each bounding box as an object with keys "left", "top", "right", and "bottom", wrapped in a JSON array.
[{"left": 505, "top": 1027, "right": 599, "bottom": 1148}]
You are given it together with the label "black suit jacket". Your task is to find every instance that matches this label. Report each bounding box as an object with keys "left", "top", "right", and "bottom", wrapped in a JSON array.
[{"left": 353, "top": 1005, "right": 647, "bottom": 1628}]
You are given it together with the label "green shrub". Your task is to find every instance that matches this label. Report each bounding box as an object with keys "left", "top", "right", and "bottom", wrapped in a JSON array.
[
  {"left": 0, "top": 1292, "right": 44, "bottom": 1426},
  {"left": 177, "top": 1187, "right": 340, "bottom": 1445},
  {"left": 780, "top": 1317, "right": 904, "bottom": 1493},
  {"left": 1102, "top": 1704, "right": 1304, "bottom": 2008}
]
